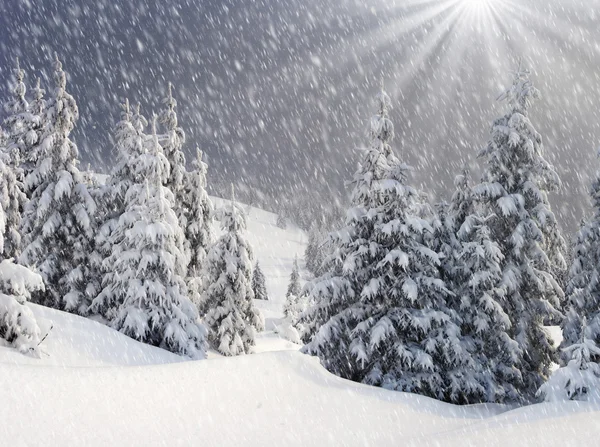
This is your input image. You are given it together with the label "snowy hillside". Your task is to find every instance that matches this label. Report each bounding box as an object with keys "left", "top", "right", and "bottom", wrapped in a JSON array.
[{"left": 1, "top": 201, "right": 600, "bottom": 446}]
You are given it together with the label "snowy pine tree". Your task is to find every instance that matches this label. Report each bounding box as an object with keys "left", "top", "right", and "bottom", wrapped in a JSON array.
[
  {"left": 160, "top": 83, "right": 186, "bottom": 221},
  {"left": 105, "top": 116, "right": 206, "bottom": 359},
  {"left": 252, "top": 261, "right": 269, "bottom": 301},
  {"left": 200, "top": 188, "right": 264, "bottom": 356},
  {"left": 302, "top": 87, "right": 479, "bottom": 402},
  {"left": 283, "top": 256, "right": 305, "bottom": 320},
  {"left": 456, "top": 213, "right": 521, "bottom": 402},
  {"left": 0, "top": 155, "right": 45, "bottom": 353},
  {"left": 91, "top": 99, "right": 146, "bottom": 320},
  {"left": 539, "top": 318, "right": 600, "bottom": 402},
  {"left": 448, "top": 165, "right": 475, "bottom": 234},
  {"left": 19, "top": 55, "right": 97, "bottom": 316},
  {"left": 286, "top": 256, "right": 302, "bottom": 301},
  {"left": 298, "top": 89, "right": 392, "bottom": 348},
  {"left": 182, "top": 148, "right": 214, "bottom": 304},
  {"left": 554, "top": 167, "right": 600, "bottom": 395},
  {"left": 305, "top": 223, "right": 327, "bottom": 277},
  {"left": 22, "top": 77, "right": 47, "bottom": 196},
  {"left": 1, "top": 58, "right": 38, "bottom": 175},
  {"left": 473, "top": 64, "right": 567, "bottom": 401}
]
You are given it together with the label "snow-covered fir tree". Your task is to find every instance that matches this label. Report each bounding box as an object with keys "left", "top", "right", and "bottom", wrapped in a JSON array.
[
  {"left": 283, "top": 256, "right": 305, "bottom": 321},
  {"left": 22, "top": 77, "right": 47, "bottom": 196},
  {"left": 200, "top": 188, "right": 264, "bottom": 356},
  {"left": 455, "top": 213, "right": 521, "bottom": 402},
  {"left": 561, "top": 219, "right": 598, "bottom": 357},
  {"left": 298, "top": 88, "right": 392, "bottom": 348},
  {"left": 550, "top": 167, "right": 600, "bottom": 400},
  {"left": 473, "top": 64, "right": 567, "bottom": 401},
  {"left": 91, "top": 99, "right": 146, "bottom": 321},
  {"left": 19, "top": 55, "right": 97, "bottom": 316},
  {"left": 285, "top": 256, "right": 302, "bottom": 303},
  {"left": 276, "top": 206, "right": 287, "bottom": 229},
  {"left": 448, "top": 165, "right": 474, "bottom": 234},
  {"left": 539, "top": 318, "right": 600, "bottom": 402},
  {"left": 160, "top": 83, "right": 186, "bottom": 221},
  {"left": 181, "top": 148, "right": 214, "bottom": 304},
  {"left": 1, "top": 58, "right": 37, "bottom": 175},
  {"left": 0, "top": 155, "right": 45, "bottom": 354},
  {"left": 0, "top": 155, "right": 26, "bottom": 260},
  {"left": 305, "top": 223, "right": 327, "bottom": 277},
  {"left": 252, "top": 261, "right": 269, "bottom": 301},
  {"left": 105, "top": 116, "right": 206, "bottom": 359},
  {"left": 301, "top": 87, "right": 479, "bottom": 402}
]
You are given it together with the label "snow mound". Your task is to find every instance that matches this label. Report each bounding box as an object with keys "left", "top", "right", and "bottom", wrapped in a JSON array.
[{"left": 0, "top": 303, "right": 182, "bottom": 367}]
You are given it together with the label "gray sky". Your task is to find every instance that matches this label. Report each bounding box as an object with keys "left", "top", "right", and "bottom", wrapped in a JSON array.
[{"left": 1, "top": 0, "right": 599, "bottom": 232}]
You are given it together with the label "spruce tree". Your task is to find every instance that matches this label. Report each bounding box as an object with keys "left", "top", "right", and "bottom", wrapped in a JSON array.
[
  {"left": 0, "top": 154, "right": 26, "bottom": 260},
  {"left": 0, "top": 156, "right": 45, "bottom": 354},
  {"left": 91, "top": 99, "right": 146, "bottom": 321},
  {"left": 182, "top": 148, "right": 214, "bottom": 304},
  {"left": 22, "top": 77, "right": 47, "bottom": 197},
  {"left": 160, "top": 83, "right": 186, "bottom": 220},
  {"left": 19, "top": 55, "right": 97, "bottom": 316},
  {"left": 252, "top": 261, "right": 269, "bottom": 301},
  {"left": 283, "top": 256, "right": 304, "bottom": 320},
  {"left": 200, "top": 188, "right": 264, "bottom": 356},
  {"left": 302, "top": 87, "right": 479, "bottom": 402},
  {"left": 299, "top": 88, "right": 392, "bottom": 348},
  {"left": 286, "top": 256, "right": 302, "bottom": 301},
  {"left": 448, "top": 165, "right": 474, "bottom": 234},
  {"left": 538, "top": 318, "right": 600, "bottom": 402},
  {"left": 1, "top": 58, "right": 36, "bottom": 174},
  {"left": 455, "top": 214, "right": 521, "bottom": 402},
  {"left": 545, "top": 168, "right": 600, "bottom": 401},
  {"left": 107, "top": 116, "right": 206, "bottom": 359},
  {"left": 473, "top": 64, "right": 566, "bottom": 401},
  {"left": 305, "top": 223, "right": 327, "bottom": 277},
  {"left": 561, "top": 217, "right": 597, "bottom": 356}
]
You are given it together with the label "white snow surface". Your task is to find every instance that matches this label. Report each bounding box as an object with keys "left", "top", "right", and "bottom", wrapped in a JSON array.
[{"left": 2, "top": 199, "right": 600, "bottom": 445}]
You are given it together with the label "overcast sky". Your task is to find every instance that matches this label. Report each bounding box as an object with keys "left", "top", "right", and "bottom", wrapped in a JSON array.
[{"left": 2, "top": 0, "right": 599, "bottom": 231}]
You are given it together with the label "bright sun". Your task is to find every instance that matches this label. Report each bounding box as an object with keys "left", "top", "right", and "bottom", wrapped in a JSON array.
[{"left": 460, "top": 0, "right": 497, "bottom": 11}]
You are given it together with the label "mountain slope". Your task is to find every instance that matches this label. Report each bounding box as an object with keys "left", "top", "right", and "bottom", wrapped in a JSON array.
[{"left": 2, "top": 200, "right": 600, "bottom": 446}]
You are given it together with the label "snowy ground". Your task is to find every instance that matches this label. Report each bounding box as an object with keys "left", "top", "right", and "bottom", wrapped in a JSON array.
[{"left": 2, "top": 201, "right": 600, "bottom": 446}]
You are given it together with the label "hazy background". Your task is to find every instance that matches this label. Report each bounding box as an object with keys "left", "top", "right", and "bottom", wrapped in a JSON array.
[{"left": 1, "top": 0, "right": 599, "bottom": 232}]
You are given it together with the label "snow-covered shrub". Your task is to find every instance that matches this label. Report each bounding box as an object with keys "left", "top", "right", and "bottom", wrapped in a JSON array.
[{"left": 0, "top": 260, "right": 45, "bottom": 353}]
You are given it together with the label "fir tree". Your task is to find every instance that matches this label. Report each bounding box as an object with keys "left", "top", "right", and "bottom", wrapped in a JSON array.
[
  {"left": 283, "top": 256, "right": 304, "bottom": 320},
  {"left": 1, "top": 58, "right": 36, "bottom": 174},
  {"left": 473, "top": 64, "right": 566, "bottom": 401},
  {"left": 456, "top": 213, "right": 521, "bottom": 402},
  {"left": 160, "top": 83, "right": 186, "bottom": 221},
  {"left": 182, "top": 148, "right": 214, "bottom": 304},
  {"left": 23, "top": 77, "right": 47, "bottom": 196},
  {"left": 107, "top": 116, "right": 206, "bottom": 359},
  {"left": 286, "top": 256, "right": 302, "bottom": 301},
  {"left": 19, "top": 55, "right": 97, "bottom": 316},
  {"left": 299, "top": 88, "right": 392, "bottom": 348},
  {"left": 276, "top": 206, "right": 288, "bottom": 229},
  {"left": 0, "top": 155, "right": 26, "bottom": 260},
  {"left": 200, "top": 188, "right": 264, "bottom": 356},
  {"left": 539, "top": 318, "right": 600, "bottom": 402},
  {"left": 540, "top": 168, "right": 600, "bottom": 402},
  {"left": 0, "top": 156, "right": 45, "bottom": 354},
  {"left": 305, "top": 223, "right": 327, "bottom": 277},
  {"left": 448, "top": 165, "right": 474, "bottom": 234},
  {"left": 91, "top": 99, "right": 146, "bottom": 321},
  {"left": 302, "top": 87, "right": 479, "bottom": 402},
  {"left": 252, "top": 261, "right": 269, "bottom": 301}
]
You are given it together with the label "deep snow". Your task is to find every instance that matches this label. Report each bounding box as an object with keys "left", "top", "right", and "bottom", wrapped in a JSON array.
[{"left": 2, "top": 200, "right": 600, "bottom": 446}]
